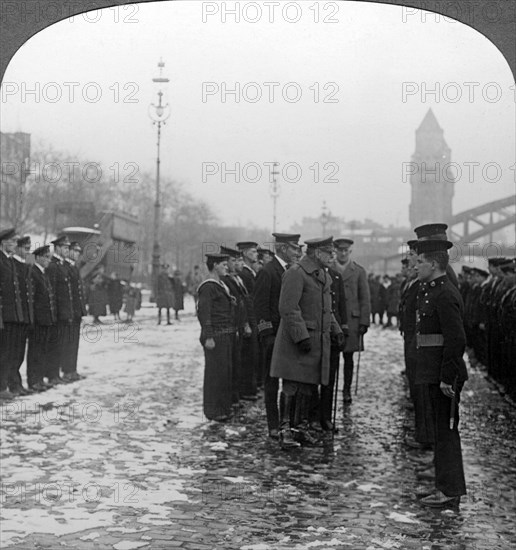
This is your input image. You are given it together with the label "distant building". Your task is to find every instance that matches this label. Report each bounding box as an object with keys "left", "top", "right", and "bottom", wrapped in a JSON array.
[
  {"left": 289, "top": 216, "right": 411, "bottom": 274},
  {"left": 0, "top": 132, "right": 31, "bottom": 227},
  {"left": 408, "top": 109, "right": 454, "bottom": 227}
]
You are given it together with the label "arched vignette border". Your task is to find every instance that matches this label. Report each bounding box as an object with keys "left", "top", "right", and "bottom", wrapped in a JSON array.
[{"left": 0, "top": 0, "right": 515, "bottom": 84}]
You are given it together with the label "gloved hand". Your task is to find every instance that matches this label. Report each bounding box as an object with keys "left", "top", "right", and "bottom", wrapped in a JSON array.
[
  {"left": 359, "top": 324, "right": 369, "bottom": 336},
  {"left": 336, "top": 332, "right": 346, "bottom": 350},
  {"left": 297, "top": 338, "right": 311, "bottom": 353}
]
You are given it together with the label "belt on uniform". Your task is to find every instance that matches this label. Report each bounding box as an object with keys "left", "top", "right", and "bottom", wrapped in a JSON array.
[
  {"left": 416, "top": 333, "right": 444, "bottom": 347},
  {"left": 212, "top": 327, "right": 237, "bottom": 336}
]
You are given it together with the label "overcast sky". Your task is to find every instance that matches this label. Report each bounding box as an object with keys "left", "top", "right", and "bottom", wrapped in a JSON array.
[{"left": 1, "top": 1, "right": 514, "bottom": 232}]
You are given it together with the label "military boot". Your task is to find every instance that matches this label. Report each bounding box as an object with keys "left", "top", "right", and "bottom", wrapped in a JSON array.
[
  {"left": 279, "top": 393, "right": 301, "bottom": 450},
  {"left": 295, "top": 394, "right": 321, "bottom": 446}
]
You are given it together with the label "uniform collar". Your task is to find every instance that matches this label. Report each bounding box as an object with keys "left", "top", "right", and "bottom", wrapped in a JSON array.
[
  {"left": 274, "top": 254, "right": 288, "bottom": 271},
  {"left": 12, "top": 254, "right": 24, "bottom": 263},
  {"left": 243, "top": 263, "right": 256, "bottom": 277},
  {"left": 35, "top": 262, "right": 45, "bottom": 273},
  {"left": 428, "top": 275, "right": 447, "bottom": 288}
]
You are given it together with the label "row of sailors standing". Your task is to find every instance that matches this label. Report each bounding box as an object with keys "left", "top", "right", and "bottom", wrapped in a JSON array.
[
  {"left": 196, "top": 233, "right": 373, "bottom": 447},
  {"left": 0, "top": 228, "right": 86, "bottom": 401}
]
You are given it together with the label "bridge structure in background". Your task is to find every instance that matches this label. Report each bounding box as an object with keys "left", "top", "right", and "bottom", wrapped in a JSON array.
[
  {"left": 448, "top": 195, "right": 515, "bottom": 244},
  {"left": 374, "top": 194, "right": 515, "bottom": 274}
]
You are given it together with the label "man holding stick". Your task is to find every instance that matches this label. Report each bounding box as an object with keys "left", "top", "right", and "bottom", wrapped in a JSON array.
[{"left": 331, "top": 238, "right": 370, "bottom": 403}]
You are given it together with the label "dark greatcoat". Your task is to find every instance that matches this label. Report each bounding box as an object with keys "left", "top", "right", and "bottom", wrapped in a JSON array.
[
  {"left": 270, "top": 255, "right": 342, "bottom": 386},
  {"left": 27, "top": 264, "right": 57, "bottom": 386},
  {"left": 170, "top": 276, "right": 185, "bottom": 311},
  {"left": 331, "top": 260, "right": 371, "bottom": 352},
  {"left": 88, "top": 281, "right": 108, "bottom": 317},
  {"left": 157, "top": 271, "right": 174, "bottom": 309},
  {"left": 46, "top": 256, "right": 74, "bottom": 323},
  {"left": 30, "top": 265, "right": 56, "bottom": 326},
  {"left": 107, "top": 278, "right": 124, "bottom": 314},
  {"left": 368, "top": 277, "right": 382, "bottom": 316}
]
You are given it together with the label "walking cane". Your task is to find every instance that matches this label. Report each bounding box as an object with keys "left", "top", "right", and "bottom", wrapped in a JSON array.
[
  {"left": 331, "top": 358, "right": 340, "bottom": 440},
  {"left": 354, "top": 334, "right": 362, "bottom": 396},
  {"left": 449, "top": 376, "right": 457, "bottom": 430}
]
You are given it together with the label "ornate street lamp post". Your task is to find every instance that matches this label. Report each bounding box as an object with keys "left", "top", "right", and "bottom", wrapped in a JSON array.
[
  {"left": 320, "top": 201, "right": 331, "bottom": 237},
  {"left": 269, "top": 161, "right": 280, "bottom": 233},
  {"left": 148, "top": 59, "right": 171, "bottom": 301}
]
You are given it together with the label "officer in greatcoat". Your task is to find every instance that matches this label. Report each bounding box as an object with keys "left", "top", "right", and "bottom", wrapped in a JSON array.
[
  {"left": 254, "top": 233, "right": 302, "bottom": 439},
  {"left": 331, "top": 238, "right": 371, "bottom": 403},
  {"left": 27, "top": 245, "right": 57, "bottom": 391},
  {"left": 270, "top": 237, "right": 343, "bottom": 449},
  {"left": 414, "top": 238, "right": 468, "bottom": 507}
]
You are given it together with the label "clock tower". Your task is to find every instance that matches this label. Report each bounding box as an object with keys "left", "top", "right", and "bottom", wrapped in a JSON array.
[{"left": 408, "top": 109, "right": 454, "bottom": 228}]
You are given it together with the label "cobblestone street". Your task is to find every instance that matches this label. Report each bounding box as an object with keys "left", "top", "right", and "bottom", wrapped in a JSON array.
[{"left": 1, "top": 296, "right": 516, "bottom": 550}]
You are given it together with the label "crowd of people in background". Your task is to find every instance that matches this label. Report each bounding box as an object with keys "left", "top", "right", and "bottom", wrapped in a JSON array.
[
  {"left": 0, "top": 228, "right": 145, "bottom": 401},
  {"left": 368, "top": 272, "right": 403, "bottom": 327},
  {"left": 86, "top": 271, "right": 143, "bottom": 324}
]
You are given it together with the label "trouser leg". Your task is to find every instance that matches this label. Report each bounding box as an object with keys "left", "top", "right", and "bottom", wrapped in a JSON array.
[
  {"left": 8, "top": 324, "right": 28, "bottom": 391},
  {"left": 262, "top": 336, "right": 279, "bottom": 432},
  {"left": 321, "top": 346, "right": 340, "bottom": 428},
  {"left": 279, "top": 379, "right": 300, "bottom": 448},
  {"left": 430, "top": 383, "right": 466, "bottom": 497},
  {"left": 343, "top": 352, "right": 354, "bottom": 391},
  {"left": 294, "top": 383, "right": 320, "bottom": 445},
  {"left": 0, "top": 323, "right": 14, "bottom": 391}
]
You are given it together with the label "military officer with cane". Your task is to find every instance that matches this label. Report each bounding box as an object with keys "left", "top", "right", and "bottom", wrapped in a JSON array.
[{"left": 270, "top": 237, "right": 344, "bottom": 449}]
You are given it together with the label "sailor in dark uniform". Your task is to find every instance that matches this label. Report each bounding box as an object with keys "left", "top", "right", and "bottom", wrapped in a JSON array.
[
  {"left": 62, "top": 241, "right": 87, "bottom": 381},
  {"left": 45, "top": 235, "right": 74, "bottom": 385},
  {"left": 220, "top": 245, "right": 252, "bottom": 405},
  {"left": 253, "top": 233, "right": 302, "bottom": 439},
  {"left": 235, "top": 241, "right": 259, "bottom": 400},
  {"left": 8, "top": 235, "right": 33, "bottom": 395},
  {"left": 414, "top": 238, "right": 468, "bottom": 507},
  {"left": 0, "top": 227, "right": 22, "bottom": 400},
  {"left": 197, "top": 253, "right": 236, "bottom": 421},
  {"left": 27, "top": 245, "right": 56, "bottom": 391}
]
